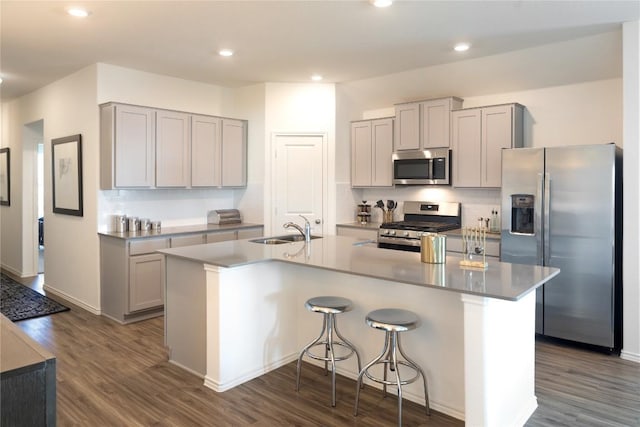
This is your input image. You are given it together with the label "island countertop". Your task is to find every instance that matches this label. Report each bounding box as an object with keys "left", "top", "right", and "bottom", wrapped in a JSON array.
[{"left": 158, "top": 235, "right": 558, "bottom": 301}]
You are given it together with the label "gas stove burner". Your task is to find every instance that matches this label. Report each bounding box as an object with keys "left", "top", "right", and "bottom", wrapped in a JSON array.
[{"left": 378, "top": 201, "right": 461, "bottom": 252}]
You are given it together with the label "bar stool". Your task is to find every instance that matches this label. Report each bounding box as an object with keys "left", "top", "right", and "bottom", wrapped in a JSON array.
[
  {"left": 296, "top": 296, "right": 362, "bottom": 407},
  {"left": 354, "top": 308, "right": 430, "bottom": 426}
]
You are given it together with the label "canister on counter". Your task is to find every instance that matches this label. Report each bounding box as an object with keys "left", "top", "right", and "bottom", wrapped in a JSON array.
[
  {"left": 115, "top": 215, "right": 127, "bottom": 233},
  {"left": 128, "top": 217, "right": 140, "bottom": 232},
  {"left": 151, "top": 221, "right": 161, "bottom": 231},
  {"left": 420, "top": 233, "right": 446, "bottom": 264},
  {"left": 140, "top": 218, "right": 151, "bottom": 231}
]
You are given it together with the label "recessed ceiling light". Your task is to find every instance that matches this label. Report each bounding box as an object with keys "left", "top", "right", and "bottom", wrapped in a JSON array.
[
  {"left": 454, "top": 43, "right": 471, "bottom": 52},
  {"left": 67, "top": 8, "right": 90, "bottom": 18},
  {"left": 218, "top": 49, "right": 234, "bottom": 57},
  {"left": 0, "top": 78, "right": 3, "bottom": 84},
  {"left": 311, "top": 74, "right": 323, "bottom": 82},
  {"left": 370, "top": 0, "right": 393, "bottom": 7}
]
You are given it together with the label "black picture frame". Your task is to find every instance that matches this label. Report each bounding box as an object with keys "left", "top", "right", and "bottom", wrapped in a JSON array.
[
  {"left": 0, "top": 147, "right": 9, "bottom": 206},
  {"left": 52, "top": 134, "right": 83, "bottom": 216}
]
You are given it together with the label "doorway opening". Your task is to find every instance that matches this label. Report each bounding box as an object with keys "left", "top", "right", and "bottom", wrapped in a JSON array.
[
  {"left": 23, "top": 119, "right": 44, "bottom": 277},
  {"left": 37, "top": 142, "right": 44, "bottom": 273}
]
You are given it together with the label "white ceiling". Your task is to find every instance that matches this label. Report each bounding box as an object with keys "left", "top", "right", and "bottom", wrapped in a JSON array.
[{"left": 1, "top": 0, "right": 639, "bottom": 101}]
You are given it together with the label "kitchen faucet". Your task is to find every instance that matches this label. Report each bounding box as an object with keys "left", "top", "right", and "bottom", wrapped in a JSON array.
[{"left": 283, "top": 215, "right": 311, "bottom": 243}]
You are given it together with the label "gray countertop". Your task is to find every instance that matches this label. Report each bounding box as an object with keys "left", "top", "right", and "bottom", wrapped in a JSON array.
[
  {"left": 159, "top": 235, "right": 557, "bottom": 301},
  {"left": 98, "top": 223, "right": 263, "bottom": 241}
]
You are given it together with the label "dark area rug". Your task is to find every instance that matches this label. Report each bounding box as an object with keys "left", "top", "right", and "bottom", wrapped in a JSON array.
[{"left": 0, "top": 273, "right": 70, "bottom": 321}]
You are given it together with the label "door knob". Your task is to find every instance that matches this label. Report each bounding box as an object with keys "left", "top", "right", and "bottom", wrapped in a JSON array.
[{"left": 315, "top": 219, "right": 321, "bottom": 224}]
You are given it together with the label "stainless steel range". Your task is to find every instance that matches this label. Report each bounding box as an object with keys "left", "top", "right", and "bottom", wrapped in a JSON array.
[{"left": 378, "top": 201, "right": 461, "bottom": 252}]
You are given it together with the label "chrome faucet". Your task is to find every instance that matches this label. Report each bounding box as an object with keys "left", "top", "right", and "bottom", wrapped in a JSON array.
[{"left": 283, "top": 215, "right": 311, "bottom": 243}]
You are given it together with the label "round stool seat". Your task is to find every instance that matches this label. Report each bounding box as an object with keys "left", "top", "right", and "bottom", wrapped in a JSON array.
[
  {"left": 305, "top": 296, "right": 353, "bottom": 314},
  {"left": 366, "top": 308, "right": 419, "bottom": 332}
]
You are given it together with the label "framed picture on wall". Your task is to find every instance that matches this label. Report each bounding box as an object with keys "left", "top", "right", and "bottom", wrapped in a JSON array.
[
  {"left": 0, "top": 147, "right": 9, "bottom": 206},
  {"left": 52, "top": 134, "right": 83, "bottom": 216}
]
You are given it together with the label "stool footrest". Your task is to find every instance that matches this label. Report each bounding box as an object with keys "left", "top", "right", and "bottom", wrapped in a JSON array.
[
  {"left": 363, "top": 360, "right": 421, "bottom": 386},
  {"left": 304, "top": 341, "right": 356, "bottom": 363}
]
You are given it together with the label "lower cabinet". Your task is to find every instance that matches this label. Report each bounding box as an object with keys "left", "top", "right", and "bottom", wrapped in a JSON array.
[
  {"left": 100, "top": 236, "right": 169, "bottom": 324},
  {"left": 100, "top": 226, "right": 264, "bottom": 323},
  {"left": 129, "top": 253, "right": 165, "bottom": 312}
]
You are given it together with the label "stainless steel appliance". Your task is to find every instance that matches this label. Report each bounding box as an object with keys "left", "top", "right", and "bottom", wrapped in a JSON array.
[
  {"left": 500, "top": 143, "right": 622, "bottom": 351},
  {"left": 392, "top": 148, "right": 451, "bottom": 185},
  {"left": 378, "top": 201, "right": 461, "bottom": 252}
]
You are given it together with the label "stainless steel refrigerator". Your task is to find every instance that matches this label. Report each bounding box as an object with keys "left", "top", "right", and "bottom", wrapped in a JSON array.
[{"left": 500, "top": 143, "right": 622, "bottom": 351}]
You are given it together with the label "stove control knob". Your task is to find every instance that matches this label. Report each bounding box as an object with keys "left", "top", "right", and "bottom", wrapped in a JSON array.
[
  {"left": 402, "top": 231, "right": 410, "bottom": 237},
  {"left": 389, "top": 230, "right": 396, "bottom": 236}
]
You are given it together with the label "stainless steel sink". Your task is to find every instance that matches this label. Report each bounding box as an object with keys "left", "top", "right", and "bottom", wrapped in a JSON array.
[{"left": 250, "top": 235, "right": 322, "bottom": 245}]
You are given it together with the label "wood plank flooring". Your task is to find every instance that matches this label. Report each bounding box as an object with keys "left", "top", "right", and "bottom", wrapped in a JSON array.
[{"left": 8, "top": 274, "right": 640, "bottom": 426}]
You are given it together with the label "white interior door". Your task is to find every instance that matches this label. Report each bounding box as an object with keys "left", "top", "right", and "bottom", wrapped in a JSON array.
[{"left": 273, "top": 134, "right": 324, "bottom": 236}]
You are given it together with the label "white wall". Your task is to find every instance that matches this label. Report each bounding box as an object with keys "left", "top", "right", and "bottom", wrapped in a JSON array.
[
  {"left": 231, "top": 84, "right": 266, "bottom": 225},
  {"left": 2, "top": 65, "right": 101, "bottom": 310},
  {"left": 622, "top": 21, "right": 640, "bottom": 363},
  {"left": 0, "top": 102, "right": 24, "bottom": 275},
  {"left": 263, "top": 83, "right": 336, "bottom": 235}
]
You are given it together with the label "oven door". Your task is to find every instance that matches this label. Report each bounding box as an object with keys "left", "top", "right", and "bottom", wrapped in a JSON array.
[{"left": 378, "top": 241, "right": 421, "bottom": 252}]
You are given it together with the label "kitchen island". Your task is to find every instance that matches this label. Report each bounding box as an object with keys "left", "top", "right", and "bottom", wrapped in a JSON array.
[{"left": 159, "top": 235, "right": 559, "bottom": 426}]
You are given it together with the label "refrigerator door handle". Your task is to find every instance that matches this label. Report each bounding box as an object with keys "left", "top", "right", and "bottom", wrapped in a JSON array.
[
  {"left": 543, "top": 172, "right": 551, "bottom": 266},
  {"left": 536, "top": 173, "right": 544, "bottom": 265}
]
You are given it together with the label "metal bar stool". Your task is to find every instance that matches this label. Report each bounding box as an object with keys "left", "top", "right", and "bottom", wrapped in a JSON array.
[
  {"left": 296, "top": 296, "right": 362, "bottom": 407},
  {"left": 354, "top": 308, "right": 430, "bottom": 426}
]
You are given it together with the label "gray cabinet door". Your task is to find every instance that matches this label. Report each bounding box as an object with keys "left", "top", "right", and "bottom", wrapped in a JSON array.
[
  {"left": 421, "top": 98, "right": 451, "bottom": 148},
  {"left": 191, "top": 115, "right": 221, "bottom": 187},
  {"left": 221, "top": 119, "right": 247, "bottom": 187},
  {"left": 156, "top": 110, "right": 191, "bottom": 187},
  {"left": 129, "top": 253, "right": 165, "bottom": 312},
  {"left": 394, "top": 103, "right": 420, "bottom": 151},
  {"left": 114, "top": 105, "right": 155, "bottom": 188},
  {"left": 481, "top": 105, "right": 512, "bottom": 187},
  {"left": 351, "top": 121, "right": 372, "bottom": 186},
  {"left": 452, "top": 108, "right": 482, "bottom": 187},
  {"left": 371, "top": 118, "right": 393, "bottom": 187}
]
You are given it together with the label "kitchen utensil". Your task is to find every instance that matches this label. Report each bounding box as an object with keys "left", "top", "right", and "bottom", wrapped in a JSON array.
[{"left": 376, "top": 200, "right": 385, "bottom": 210}]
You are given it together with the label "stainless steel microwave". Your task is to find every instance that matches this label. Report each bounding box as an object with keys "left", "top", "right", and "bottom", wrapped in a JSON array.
[{"left": 392, "top": 148, "right": 451, "bottom": 185}]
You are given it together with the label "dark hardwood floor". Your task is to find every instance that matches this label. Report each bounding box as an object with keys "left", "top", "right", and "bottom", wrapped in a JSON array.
[{"left": 8, "top": 274, "right": 640, "bottom": 426}]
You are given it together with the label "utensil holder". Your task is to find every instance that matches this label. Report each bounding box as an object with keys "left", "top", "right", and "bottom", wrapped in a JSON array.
[{"left": 383, "top": 210, "right": 394, "bottom": 224}]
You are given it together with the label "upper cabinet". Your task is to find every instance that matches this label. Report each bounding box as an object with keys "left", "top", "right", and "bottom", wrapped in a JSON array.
[
  {"left": 191, "top": 115, "right": 221, "bottom": 187},
  {"left": 101, "top": 104, "right": 155, "bottom": 189},
  {"left": 221, "top": 118, "right": 247, "bottom": 187},
  {"left": 351, "top": 117, "right": 393, "bottom": 187},
  {"left": 452, "top": 103, "right": 524, "bottom": 188},
  {"left": 394, "top": 97, "right": 463, "bottom": 151},
  {"left": 156, "top": 110, "right": 191, "bottom": 187},
  {"left": 100, "top": 103, "right": 247, "bottom": 190}
]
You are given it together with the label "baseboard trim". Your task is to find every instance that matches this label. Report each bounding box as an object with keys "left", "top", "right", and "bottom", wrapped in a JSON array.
[
  {"left": 42, "top": 285, "right": 101, "bottom": 315},
  {"left": 201, "top": 353, "right": 464, "bottom": 422},
  {"left": 620, "top": 349, "right": 640, "bottom": 363},
  {"left": 168, "top": 360, "right": 205, "bottom": 379},
  {"left": 203, "top": 353, "right": 298, "bottom": 393},
  {"left": 1, "top": 264, "right": 28, "bottom": 278}
]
